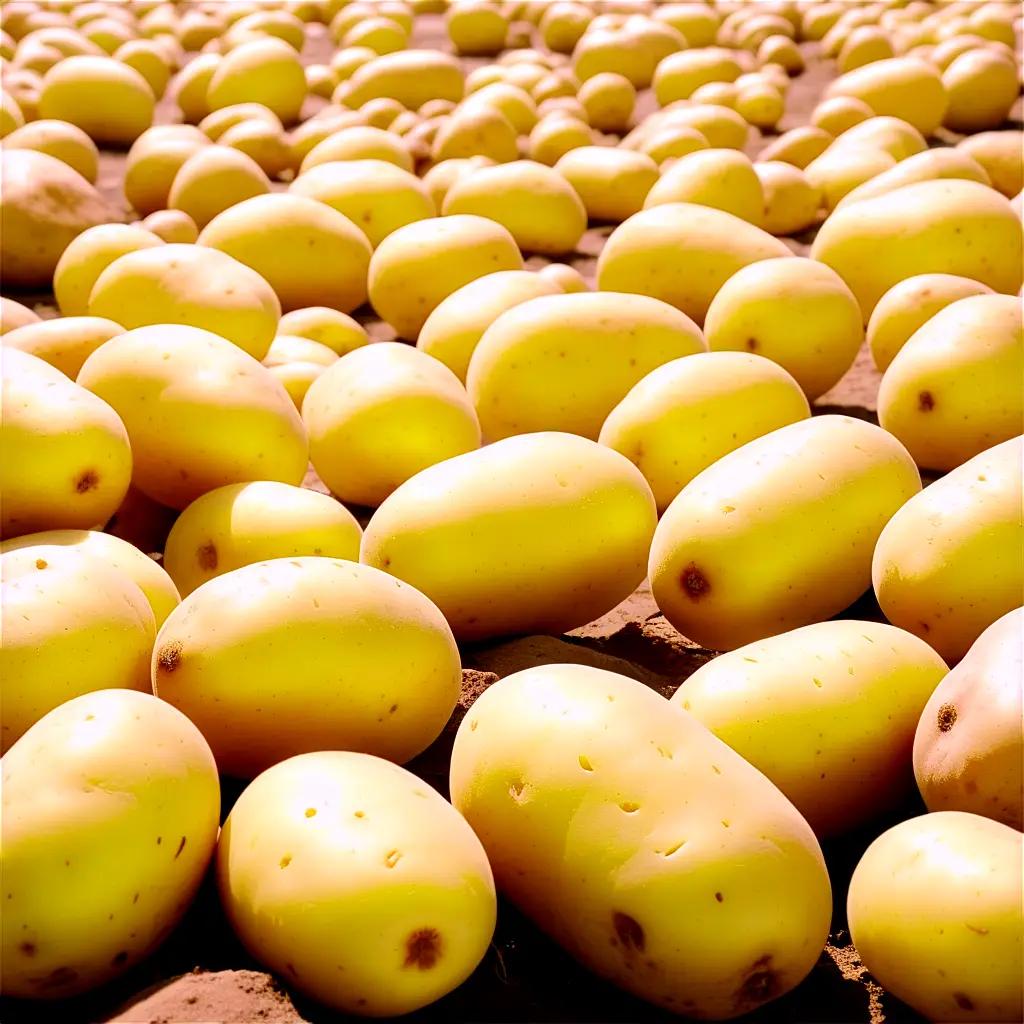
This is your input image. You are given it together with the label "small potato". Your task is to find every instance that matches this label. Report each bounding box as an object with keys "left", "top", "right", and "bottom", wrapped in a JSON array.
[
  {"left": 468, "top": 291, "right": 705, "bottom": 441},
  {"left": 555, "top": 146, "right": 657, "bottom": 223},
  {"left": 167, "top": 144, "right": 271, "bottom": 229},
  {"left": 958, "top": 130, "right": 1024, "bottom": 198},
  {"left": 344, "top": 49, "right": 465, "bottom": 109},
  {"left": 942, "top": 49, "right": 1018, "bottom": 133},
  {"left": 650, "top": 416, "right": 921, "bottom": 651},
  {"left": 758, "top": 126, "right": 831, "bottom": 169},
  {"left": 527, "top": 114, "right": 592, "bottom": 166},
  {"left": 2, "top": 118, "right": 99, "bottom": 182},
  {"left": 754, "top": 161, "right": 822, "bottom": 235},
  {"left": 735, "top": 81, "right": 784, "bottom": 131},
  {"left": 361, "top": 432, "right": 657, "bottom": 640},
  {"left": 207, "top": 37, "right": 306, "bottom": 125},
  {"left": 837, "top": 25, "right": 894, "bottom": 73},
  {"left": 704, "top": 257, "right": 863, "bottom": 400},
  {"left": 278, "top": 306, "right": 369, "bottom": 356},
  {"left": 432, "top": 105, "right": 519, "bottom": 165},
  {"left": 873, "top": 436, "right": 1023, "bottom": 663},
  {"left": 877, "top": 295, "right": 1022, "bottom": 470},
  {"left": 811, "top": 94, "right": 874, "bottom": 135},
  {"left": 463, "top": 81, "right": 538, "bottom": 134},
  {"left": 644, "top": 148, "right": 764, "bottom": 225},
  {"left": 653, "top": 47, "right": 743, "bottom": 104},
  {"left": 848, "top": 812, "right": 1023, "bottom": 1022},
  {"left": 217, "top": 752, "right": 495, "bottom": 1015},
  {"left": 805, "top": 146, "right": 897, "bottom": 212},
  {"left": 420, "top": 155, "right": 493, "bottom": 208},
  {"left": 265, "top": 335, "right": 338, "bottom": 369},
  {"left": 218, "top": 119, "right": 293, "bottom": 179},
  {"left": 301, "top": 124, "right": 413, "bottom": 174},
  {"left": 200, "top": 104, "right": 284, "bottom": 144},
  {"left": 171, "top": 52, "right": 220, "bottom": 123},
  {"left": 1, "top": 316, "right": 123, "bottom": 378},
  {"left": 578, "top": 71, "right": 635, "bottom": 133},
  {"left": 447, "top": 0, "right": 508, "bottom": 56},
  {"left": 828, "top": 115, "right": 926, "bottom": 162},
  {"left": 653, "top": 103, "right": 749, "bottom": 150},
  {"left": 115, "top": 38, "right": 172, "bottom": 99},
  {"left": 639, "top": 124, "right": 710, "bottom": 165},
  {"left": 674, "top": 620, "right": 948, "bottom": 836},
  {"left": 537, "top": 262, "right": 588, "bottom": 292},
  {"left": 0, "top": 298, "right": 40, "bottom": 335},
  {"left": 139, "top": 209, "right": 199, "bottom": 244},
  {"left": 124, "top": 125, "right": 211, "bottom": 217},
  {"left": 599, "top": 351, "right": 810, "bottom": 512}
]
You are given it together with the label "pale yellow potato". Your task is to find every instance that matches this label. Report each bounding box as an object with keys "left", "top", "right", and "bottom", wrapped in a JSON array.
[
  {"left": 652, "top": 2, "right": 720, "bottom": 47},
  {"left": 303, "top": 343, "right": 481, "bottom": 507},
  {"left": 450, "top": 664, "right": 832, "bottom": 1017},
  {"left": 958, "top": 130, "right": 1023, "bottom": 198},
  {"left": 218, "top": 119, "right": 292, "bottom": 179},
  {"left": 639, "top": 124, "right": 710, "bottom": 165},
  {"left": 537, "top": 261, "right": 588, "bottom": 292},
  {"left": 166, "top": 144, "right": 271, "bottom": 229},
  {"left": 690, "top": 81, "right": 739, "bottom": 108},
  {"left": 463, "top": 81, "right": 540, "bottom": 134},
  {"left": 419, "top": 155, "right": 492, "bottom": 207},
  {"left": 357, "top": 96, "right": 407, "bottom": 130},
  {"left": 301, "top": 124, "right": 413, "bottom": 174},
  {"left": 2, "top": 118, "right": 99, "bottom": 182},
  {"left": 200, "top": 103, "right": 284, "bottom": 143},
  {"left": 810, "top": 94, "right": 874, "bottom": 134},
  {"left": 218, "top": 751, "right": 495, "bottom": 1015},
  {"left": 650, "top": 415, "right": 921, "bottom": 651},
  {"left": 758, "top": 125, "right": 831, "bottom": 169},
  {"left": 758, "top": 33, "right": 804, "bottom": 74},
  {"left": 943, "top": 49, "right": 1018, "bottom": 133},
  {"left": 554, "top": 146, "right": 656, "bottom": 224},
  {"left": 0, "top": 88, "right": 24, "bottom": 136},
  {"left": 578, "top": 71, "right": 634, "bottom": 132},
  {"left": 87, "top": 243, "right": 280, "bottom": 360},
  {"left": 811, "top": 179, "right": 1023, "bottom": 317},
  {"left": 837, "top": 25, "right": 894, "bottom": 72},
  {"left": 264, "top": 335, "right": 339, "bottom": 369},
  {"left": 448, "top": 0, "right": 507, "bottom": 56},
  {"left": 344, "top": 49, "right": 465, "bottom": 109},
  {"left": 675, "top": 620, "right": 947, "bottom": 836},
  {"left": 171, "top": 51, "right": 220, "bottom": 123},
  {"left": 1, "top": 690, "right": 219, "bottom": 997},
  {"left": 735, "top": 81, "right": 784, "bottom": 130},
  {"left": 432, "top": 104, "right": 519, "bottom": 164},
  {"left": 124, "top": 125, "right": 211, "bottom": 216},
  {"left": 540, "top": 2, "right": 592, "bottom": 53},
  {"left": 2, "top": 316, "right": 123, "bottom": 378},
  {"left": 573, "top": 23, "right": 683, "bottom": 90},
  {"left": 806, "top": 146, "right": 897, "bottom": 211},
  {"left": 368, "top": 215, "right": 523, "bottom": 340},
  {"left": 77, "top": 325, "right": 307, "bottom": 510},
  {"left": 207, "top": 37, "right": 305, "bottom": 125},
  {"left": 827, "top": 114, "right": 927, "bottom": 162},
  {"left": 914, "top": 607, "right": 1022, "bottom": 829},
  {"left": 278, "top": 306, "right": 369, "bottom": 356},
  {"left": 873, "top": 436, "right": 1023, "bottom": 663},
  {"left": 754, "top": 161, "right": 822, "bottom": 235},
  {"left": 343, "top": 16, "right": 409, "bottom": 56},
  {"left": 599, "top": 351, "right": 810, "bottom": 512},
  {"left": 653, "top": 103, "right": 749, "bottom": 149},
  {"left": 644, "top": 148, "right": 764, "bottom": 225},
  {"left": 704, "top": 257, "right": 863, "bottom": 400},
  {"left": 867, "top": 273, "right": 995, "bottom": 371},
  {"left": 115, "top": 38, "right": 172, "bottom": 99},
  {"left": 527, "top": 113, "right": 592, "bottom": 165},
  {"left": 268, "top": 361, "right": 325, "bottom": 410},
  {"left": 0, "top": 297, "right": 41, "bottom": 335},
  {"left": 848, "top": 812, "right": 1023, "bottom": 1022},
  {"left": 139, "top": 209, "right": 199, "bottom": 244},
  {"left": 361, "top": 432, "right": 656, "bottom": 640},
  {"left": 652, "top": 47, "right": 743, "bottom": 104},
  {"left": 468, "top": 291, "right": 705, "bottom": 441},
  {"left": 877, "top": 295, "right": 1022, "bottom": 470}
]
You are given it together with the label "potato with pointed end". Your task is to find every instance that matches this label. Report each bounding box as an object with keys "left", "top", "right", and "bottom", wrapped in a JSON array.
[
  {"left": 207, "top": 37, "right": 306, "bottom": 124},
  {"left": 650, "top": 416, "right": 921, "bottom": 652},
  {"left": 278, "top": 307, "right": 369, "bottom": 357},
  {"left": 450, "top": 664, "right": 832, "bottom": 1017},
  {"left": 167, "top": 145, "right": 271, "bottom": 229},
  {"left": 3, "top": 119, "right": 99, "bottom": 182},
  {"left": 848, "top": 813, "right": 1023, "bottom": 1022},
  {"left": 644, "top": 149, "right": 764, "bottom": 225},
  {"left": 1, "top": 317, "right": 123, "bottom": 378}
]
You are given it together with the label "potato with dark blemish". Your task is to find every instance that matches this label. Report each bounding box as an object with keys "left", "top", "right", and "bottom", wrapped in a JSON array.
[
  {"left": 1, "top": 690, "right": 219, "bottom": 998},
  {"left": 449, "top": 664, "right": 831, "bottom": 1018},
  {"left": 848, "top": 811, "right": 1023, "bottom": 1022},
  {"left": 217, "top": 751, "right": 495, "bottom": 1016}
]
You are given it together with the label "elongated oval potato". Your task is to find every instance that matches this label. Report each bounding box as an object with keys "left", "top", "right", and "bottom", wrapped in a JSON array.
[
  {"left": 811, "top": 179, "right": 1023, "bottom": 318},
  {"left": 650, "top": 416, "right": 921, "bottom": 651},
  {"left": 1, "top": 316, "right": 123, "bottom": 378},
  {"left": 674, "top": 621, "right": 948, "bottom": 836},
  {"left": 345, "top": 50, "right": 465, "bottom": 108},
  {"left": 361, "top": 432, "right": 657, "bottom": 640},
  {"left": 848, "top": 812, "right": 1023, "bottom": 1023},
  {"left": 913, "top": 608, "right": 1022, "bottom": 829},
  {"left": 450, "top": 664, "right": 832, "bottom": 1018},
  {"left": 1, "top": 690, "right": 220, "bottom": 998},
  {"left": 77, "top": 325, "right": 307, "bottom": 510},
  {"left": 218, "top": 751, "right": 495, "bottom": 1015},
  {"left": 872, "top": 437, "right": 1023, "bottom": 663},
  {"left": 468, "top": 292, "right": 706, "bottom": 441},
  {"left": 835, "top": 148, "right": 990, "bottom": 210},
  {"left": 877, "top": 294, "right": 1022, "bottom": 471}
]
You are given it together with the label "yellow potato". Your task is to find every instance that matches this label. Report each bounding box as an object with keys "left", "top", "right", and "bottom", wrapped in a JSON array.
[
  {"left": 124, "top": 125, "right": 210, "bottom": 216},
  {"left": 432, "top": 104, "right": 519, "bottom": 164},
  {"left": 599, "top": 351, "right": 810, "bottom": 512},
  {"left": 652, "top": 2, "right": 720, "bottom": 47},
  {"left": 447, "top": 0, "right": 508, "bottom": 56},
  {"left": 873, "top": 436, "right": 1022, "bottom": 663},
  {"left": 167, "top": 144, "right": 271, "bottom": 229},
  {"left": 704, "top": 257, "right": 863, "bottom": 400},
  {"left": 368, "top": 214, "right": 524, "bottom": 340},
  {"left": 639, "top": 124, "right": 710, "bottom": 165},
  {"left": 207, "top": 37, "right": 306, "bottom": 125},
  {"left": 877, "top": 294, "right": 1022, "bottom": 470},
  {"left": 115, "top": 38, "right": 172, "bottom": 99},
  {"left": 218, "top": 119, "right": 292, "bottom": 179},
  {"left": 674, "top": 620, "right": 947, "bottom": 836},
  {"left": 450, "top": 664, "right": 832, "bottom": 1017},
  {"left": 268, "top": 361, "right": 325, "bottom": 410},
  {"left": 650, "top": 415, "right": 921, "bottom": 651},
  {"left": 943, "top": 49, "right": 1018, "bottom": 133},
  {"left": 200, "top": 103, "right": 284, "bottom": 143},
  {"left": 540, "top": 2, "right": 592, "bottom": 54},
  {"left": 278, "top": 306, "right": 369, "bottom": 356},
  {"left": 344, "top": 49, "right": 465, "bottom": 109},
  {"left": 573, "top": 23, "right": 683, "bottom": 90},
  {"left": 343, "top": 16, "right": 409, "bottom": 56},
  {"left": 827, "top": 114, "right": 927, "bottom": 162},
  {"left": 0, "top": 88, "right": 24, "bottom": 136},
  {"left": 527, "top": 113, "right": 593, "bottom": 165},
  {"left": 654, "top": 103, "right": 749, "bottom": 150},
  {"left": 303, "top": 343, "right": 481, "bottom": 507},
  {"left": 578, "top": 71, "right": 635, "bottom": 132},
  {"left": 77, "top": 325, "right": 307, "bottom": 510},
  {"left": 87, "top": 243, "right": 280, "bottom": 360},
  {"left": 171, "top": 51, "right": 220, "bottom": 123},
  {"left": 758, "top": 125, "right": 831, "bottom": 169},
  {"left": 735, "top": 81, "right": 784, "bottom": 130},
  {"left": 758, "top": 33, "right": 804, "bottom": 74},
  {"left": 958, "top": 130, "right": 1024, "bottom": 198},
  {"left": 652, "top": 47, "right": 743, "bottom": 104},
  {"left": 867, "top": 273, "right": 995, "bottom": 371},
  {"left": 0, "top": 297, "right": 41, "bottom": 335},
  {"left": 537, "top": 261, "right": 589, "bottom": 293},
  {"left": 644, "top": 148, "right": 764, "bottom": 225},
  {"left": 805, "top": 146, "right": 897, "bottom": 211},
  {"left": 837, "top": 25, "right": 894, "bottom": 72},
  {"left": 218, "top": 751, "right": 495, "bottom": 1015},
  {"left": 810, "top": 94, "right": 874, "bottom": 134},
  {"left": 139, "top": 209, "right": 199, "bottom": 244},
  {"left": 754, "top": 161, "right": 822, "bottom": 235},
  {"left": 914, "top": 607, "right": 1022, "bottom": 829},
  {"left": 848, "top": 812, "right": 1023, "bottom": 1022},
  {"left": 463, "top": 81, "right": 538, "bottom": 133},
  {"left": 811, "top": 179, "right": 1023, "bottom": 317},
  {"left": 301, "top": 124, "right": 413, "bottom": 173},
  {"left": 264, "top": 335, "right": 338, "bottom": 370},
  {"left": 1, "top": 316, "right": 123, "bottom": 378},
  {"left": 2, "top": 118, "right": 99, "bottom": 182}
]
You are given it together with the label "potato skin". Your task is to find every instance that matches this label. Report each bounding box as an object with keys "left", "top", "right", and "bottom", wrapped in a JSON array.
[
  {"left": 449, "top": 664, "right": 832, "bottom": 1018},
  {"left": 848, "top": 812, "right": 1023, "bottom": 1022},
  {"left": 650, "top": 416, "right": 921, "bottom": 651},
  {"left": 217, "top": 751, "right": 496, "bottom": 1016},
  {"left": 674, "top": 621, "right": 947, "bottom": 836},
  {"left": 361, "top": 432, "right": 657, "bottom": 641},
  {"left": 1, "top": 690, "right": 219, "bottom": 999}
]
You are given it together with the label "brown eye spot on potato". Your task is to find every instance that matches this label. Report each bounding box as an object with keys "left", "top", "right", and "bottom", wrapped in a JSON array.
[
  {"left": 612, "top": 912, "right": 645, "bottom": 952},
  {"left": 156, "top": 641, "right": 183, "bottom": 673},
  {"left": 662, "top": 840, "right": 686, "bottom": 857},
  {"left": 75, "top": 469, "right": 99, "bottom": 493},
  {"left": 174, "top": 836, "right": 187, "bottom": 858},
  {"left": 19, "top": 941, "right": 36, "bottom": 956},
  {"left": 197, "top": 542, "right": 218, "bottom": 570},
  {"left": 304, "top": 808, "right": 317, "bottom": 818},
  {"left": 715, "top": 892, "right": 724, "bottom": 903},
  {"left": 509, "top": 779, "right": 526, "bottom": 801},
  {"left": 404, "top": 928, "right": 442, "bottom": 969},
  {"left": 735, "top": 955, "right": 778, "bottom": 1009},
  {"left": 937, "top": 703, "right": 957, "bottom": 732},
  {"left": 681, "top": 563, "right": 710, "bottom": 600},
  {"left": 953, "top": 992, "right": 974, "bottom": 1011},
  {"left": 34, "top": 559, "right": 48, "bottom": 570},
  {"left": 917, "top": 390, "right": 935, "bottom": 412},
  {"left": 111, "top": 951, "right": 128, "bottom": 967},
  {"left": 39, "top": 966, "right": 78, "bottom": 990},
  {"left": 619, "top": 801, "right": 640, "bottom": 813},
  {"left": 280, "top": 855, "right": 292, "bottom": 869}
]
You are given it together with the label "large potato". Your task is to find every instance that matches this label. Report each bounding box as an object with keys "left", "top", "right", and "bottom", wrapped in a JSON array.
[
  {"left": 218, "top": 751, "right": 495, "bottom": 1015},
  {"left": 77, "top": 325, "right": 307, "bottom": 510},
  {"left": 467, "top": 291, "right": 706, "bottom": 441},
  {"left": 1, "top": 690, "right": 219, "bottom": 998},
  {"left": 3, "top": 118, "right": 100, "bottom": 183},
  {"left": 872, "top": 437, "right": 1022, "bottom": 663},
  {"left": 361, "top": 432, "right": 656, "bottom": 640},
  {"left": 1, "top": 316, "right": 123, "bottom": 379},
  {"left": 554, "top": 146, "right": 657, "bottom": 223},
  {"left": 207, "top": 37, "right": 306, "bottom": 125},
  {"left": 450, "top": 664, "right": 832, "bottom": 1017},
  {"left": 848, "top": 812, "right": 1023, "bottom": 1022},
  {"left": 674, "top": 621, "right": 947, "bottom": 836},
  {"left": 650, "top": 415, "right": 921, "bottom": 651},
  {"left": 344, "top": 49, "right": 465, "bottom": 108},
  {"left": 942, "top": 49, "right": 1019, "bottom": 133}
]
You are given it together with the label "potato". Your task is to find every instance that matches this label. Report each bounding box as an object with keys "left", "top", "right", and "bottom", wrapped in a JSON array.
[
  {"left": 417, "top": 269, "right": 561, "bottom": 381},
  {"left": 3, "top": 118, "right": 99, "bottom": 182},
  {"left": 277, "top": 306, "right": 369, "bottom": 356},
  {"left": 578, "top": 71, "right": 634, "bottom": 132},
  {"left": 653, "top": 47, "right": 743, "bottom": 104},
  {"left": 1, "top": 316, "right": 123, "bottom": 378},
  {"left": 362, "top": 432, "right": 656, "bottom": 640},
  {"left": 848, "top": 812, "right": 1023, "bottom": 1022},
  {"left": 0, "top": 297, "right": 41, "bottom": 335},
  {"left": 527, "top": 113, "right": 593, "bottom": 165},
  {"left": 463, "top": 81, "right": 537, "bottom": 133},
  {"left": 655, "top": 103, "right": 749, "bottom": 150},
  {"left": 217, "top": 751, "right": 495, "bottom": 1015},
  {"left": 573, "top": 24, "right": 684, "bottom": 90},
  {"left": 206, "top": 37, "right": 305, "bottom": 125},
  {"left": 877, "top": 295, "right": 1022, "bottom": 470},
  {"left": 758, "top": 126, "right": 831, "bottom": 169},
  {"left": 77, "top": 325, "right": 306, "bottom": 510},
  {"left": 447, "top": 0, "right": 507, "bottom": 55},
  {"left": 368, "top": 215, "right": 523, "bottom": 340},
  {"left": 650, "top": 415, "right": 921, "bottom": 651},
  {"left": 805, "top": 146, "right": 898, "bottom": 212},
  {"left": 867, "top": 273, "right": 995, "bottom": 371},
  {"left": 943, "top": 49, "right": 1018, "bottom": 133},
  {"left": 171, "top": 51, "right": 219, "bottom": 123},
  {"left": 704, "top": 257, "right": 863, "bottom": 400},
  {"left": 450, "top": 664, "right": 832, "bottom": 1017},
  {"left": 538, "top": 261, "right": 589, "bottom": 293},
  {"left": 811, "top": 180, "right": 1023, "bottom": 317},
  {"left": 958, "top": 130, "right": 1024, "bottom": 199},
  {"left": 123, "top": 126, "right": 211, "bottom": 217},
  {"left": 653, "top": 3, "right": 720, "bottom": 47},
  {"left": 643, "top": 149, "right": 763, "bottom": 225},
  {"left": 754, "top": 162, "right": 821, "bottom": 236},
  {"left": 873, "top": 436, "right": 1022, "bottom": 663},
  {"left": 674, "top": 620, "right": 947, "bottom": 836},
  {"left": 432, "top": 104, "right": 519, "bottom": 164},
  {"left": 167, "top": 144, "right": 271, "bottom": 229},
  {"left": 811, "top": 94, "right": 874, "bottom": 134},
  {"left": 139, "top": 208, "right": 199, "bottom": 244},
  {"left": 218, "top": 118, "right": 292, "bottom": 179},
  {"left": 200, "top": 104, "right": 284, "bottom": 143},
  {"left": 264, "top": 335, "right": 339, "bottom": 369},
  {"left": 87, "top": 243, "right": 280, "bottom": 360},
  {"left": 301, "top": 124, "right": 413, "bottom": 174},
  {"left": 344, "top": 49, "right": 465, "bottom": 109},
  {"left": 467, "top": 292, "right": 705, "bottom": 441},
  {"left": 735, "top": 81, "right": 784, "bottom": 131},
  {"left": 828, "top": 115, "right": 927, "bottom": 164},
  {"left": 599, "top": 352, "right": 809, "bottom": 513}
]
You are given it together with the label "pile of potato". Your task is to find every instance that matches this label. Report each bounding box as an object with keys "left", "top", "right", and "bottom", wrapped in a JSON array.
[{"left": 1, "top": 0, "right": 1022, "bottom": 1020}]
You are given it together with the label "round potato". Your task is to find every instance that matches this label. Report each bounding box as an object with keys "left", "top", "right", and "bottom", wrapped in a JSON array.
[
  {"left": 278, "top": 306, "right": 369, "bottom": 356},
  {"left": 805, "top": 147, "right": 898, "bottom": 212},
  {"left": 1, "top": 316, "right": 123, "bottom": 378},
  {"left": 3, "top": 118, "right": 99, "bottom": 182},
  {"left": 578, "top": 71, "right": 635, "bottom": 132},
  {"left": 958, "top": 130, "right": 1023, "bottom": 199},
  {"left": 432, "top": 104, "right": 519, "bottom": 165},
  {"left": 123, "top": 125, "right": 211, "bottom": 218},
  {"left": 140, "top": 209, "right": 199, "bottom": 244},
  {"left": 0, "top": 298, "right": 41, "bottom": 335},
  {"left": 301, "top": 124, "right": 414, "bottom": 174},
  {"left": 421, "top": 155, "right": 493, "bottom": 208},
  {"left": 207, "top": 37, "right": 306, "bottom": 125},
  {"left": 554, "top": 147, "right": 658, "bottom": 224},
  {"left": 754, "top": 161, "right": 822, "bottom": 236},
  {"left": 643, "top": 148, "right": 764, "bottom": 225},
  {"left": 537, "top": 261, "right": 589, "bottom": 293},
  {"left": 166, "top": 144, "right": 271, "bottom": 229},
  {"left": 943, "top": 49, "right": 1018, "bottom": 133},
  {"left": 171, "top": 51, "right": 220, "bottom": 123}
]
